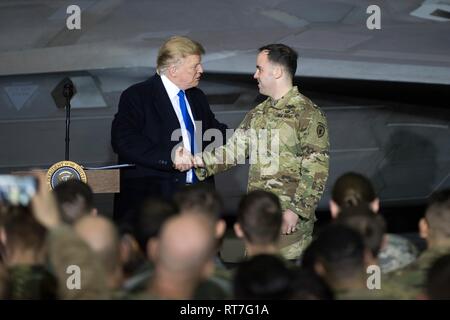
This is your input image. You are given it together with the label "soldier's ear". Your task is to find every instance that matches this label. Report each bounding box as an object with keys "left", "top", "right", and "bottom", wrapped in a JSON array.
[
  {"left": 215, "top": 219, "right": 226, "bottom": 239},
  {"left": 419, "top": 218, "right": 429, "bottom": 240},
  {"left": 313, "top": 261, "right": 326, "bottom": 278},
  {"left": 380, "top": 234, "right": 388, "bottom": 250},
  {"left": 201, "top": 259, "right": 214, "bottom": 280},
  {"left": 329, "top": 200, "right": 339, "bottom": 219},
  {"left": 370, "top": 198, "right": 380, "bottom": 213},
  {"left": 234, "top": 223, "right": 244, "bottom": 239},
  {"left": 363, "top": 248, "right": 376, "bottom": 267},
  {"left": 273, "top": 65, "right": 283, "bottom": 79},
  {"left": 0, "top": 227, "right": 6, "bottom": 246},
  {"left": 119, "top": 233, "right": 135, "bottom": 265},
  {"left": 147, "top": 238, "right": 159, "bottom": 262}
]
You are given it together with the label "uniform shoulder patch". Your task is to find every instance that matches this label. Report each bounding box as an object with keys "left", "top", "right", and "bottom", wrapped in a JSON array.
[{"left": 317, "top": 122, "right": 326, "bottom": 138}]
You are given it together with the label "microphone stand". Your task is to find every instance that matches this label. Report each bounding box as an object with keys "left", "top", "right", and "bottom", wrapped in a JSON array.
[{"left": 63, "top": 83, "right": 74, "bottom": 161}]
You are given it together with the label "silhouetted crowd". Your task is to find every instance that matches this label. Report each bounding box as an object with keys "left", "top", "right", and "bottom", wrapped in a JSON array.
[{"left": 0, "top": 172, "right": 449, "bottom": 300}]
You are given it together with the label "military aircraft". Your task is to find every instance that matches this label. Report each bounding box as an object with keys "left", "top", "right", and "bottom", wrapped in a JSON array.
[{"left": 0, "top": 0, "right": 449, "bottom": 219}]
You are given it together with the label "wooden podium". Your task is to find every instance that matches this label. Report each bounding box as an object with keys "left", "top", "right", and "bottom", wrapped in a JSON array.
[
  {"left": 84, "top": 169, "right": 120, "bottom": 193},
  {"left": 14, "top": 169, "right": 120, "bottom": 194}
]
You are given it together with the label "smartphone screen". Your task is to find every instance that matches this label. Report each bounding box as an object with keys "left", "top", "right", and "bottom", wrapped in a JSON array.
[{"left": 0, "top": 175, "right": 38, "bottom": 206}]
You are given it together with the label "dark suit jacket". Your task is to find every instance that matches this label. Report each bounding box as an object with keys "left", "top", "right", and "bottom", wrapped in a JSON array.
[{"left": 111, "top": 74, "right": 227, "bottom": 229}]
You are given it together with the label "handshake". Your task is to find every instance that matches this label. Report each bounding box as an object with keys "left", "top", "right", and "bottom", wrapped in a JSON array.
[{"left": 173, "top": 146, "right": 204, "bottom": 172}]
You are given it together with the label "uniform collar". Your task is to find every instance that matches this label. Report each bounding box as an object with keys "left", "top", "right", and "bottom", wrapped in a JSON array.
[{"left": 267, "top": 86, "right": 299, "bottom": 109}]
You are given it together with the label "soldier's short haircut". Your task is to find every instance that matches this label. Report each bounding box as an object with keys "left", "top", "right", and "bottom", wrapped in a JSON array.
[
  {"left": 53, "top": 179, "right": 94, "bottom": 224},
  {"left": 135, "top": 198, "right": 178, "bottom": 252},
  {"left": 332, "top": 172, "right": 376, "bottom": 208},
  {"left": 77, "top": 216, "right": 121, "bottom": 276},
  {"left": 258, "top": 44, "right": 298, "bottom": 80},
  {"left": 425, "top": 188, "right": 450, "bottom": 238},
  {"left": 426, "top": 253, "right": 450, "bottom": 299},
  {"left": 233, "top": 254, "right": 293, "bottom": 299},
  {"left": 336, "top": 205, "right": 386, "bottom": 257},
  {"left": 173, "top": 184, "right": 223, "bottom": 221},
  {"left": 157, "top": 36, "right": 205, "bottom": 74},
  {"left": 291, "top": 268, "right": 334, "bottom": 300},
  {"left": 238, "top": 190, "right": 282, "bottom": 245},
  {"left": 302, "top": 224, "right": 366, "bottom": 282},
  {"left": 4, "top": 206, "right": 47, "bottom": 253}
]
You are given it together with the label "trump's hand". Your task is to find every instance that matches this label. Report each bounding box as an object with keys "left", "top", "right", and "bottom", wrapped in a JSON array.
[
  {"left": 174, "top": 146, "right": 194, "bottom": 172},
  {"left": 281, "top": 209, "right": 299, "bottom": 235},
  {"left": 193, "top": 154, "right": 204, "bottom": 168}
]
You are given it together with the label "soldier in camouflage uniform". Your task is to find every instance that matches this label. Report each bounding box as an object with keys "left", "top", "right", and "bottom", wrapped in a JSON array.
[
  {"left": 7, "top": 264, "right": 57, "bottom": 299},
  {"left": 2, "top": 206, "right": 58, "bottom": 299},
  {"left": 385, "top": 188, "right": 450, "bottom": 299},
  {"left": 195, "top": 44, "right": 330, "bottom": 260},
  {"left": 330, "top": 172, "right": 418, "bottom": 273},
  {"left": 378, "top": 233, "right": 418, "bottom": 273}
]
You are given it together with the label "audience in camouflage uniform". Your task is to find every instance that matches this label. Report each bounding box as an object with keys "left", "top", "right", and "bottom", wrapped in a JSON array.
[{"left": 330, "top": 172, "right": 418, "bottom": 273}]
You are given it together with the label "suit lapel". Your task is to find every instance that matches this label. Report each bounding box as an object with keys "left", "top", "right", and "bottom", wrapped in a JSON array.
[
  {"left": 186, "top": 90, "right": 201, "bottom": 122},
  {"left": 151, "top": 75, "right": 181, "bottom": 131}
]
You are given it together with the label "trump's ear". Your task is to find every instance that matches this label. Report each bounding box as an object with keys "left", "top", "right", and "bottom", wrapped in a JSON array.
[{"left": 167, "top": 64, "right": 178, "bottom": 78}]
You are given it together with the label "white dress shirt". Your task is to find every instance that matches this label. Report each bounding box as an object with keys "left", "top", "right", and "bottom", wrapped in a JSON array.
[{"left": 160, "top": 74, "right": 197, "bottom": 183}]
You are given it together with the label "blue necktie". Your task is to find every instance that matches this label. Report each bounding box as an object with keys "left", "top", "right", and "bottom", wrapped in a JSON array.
[{"left": 177, "top": 90, "right": 197, "bottom": 183}]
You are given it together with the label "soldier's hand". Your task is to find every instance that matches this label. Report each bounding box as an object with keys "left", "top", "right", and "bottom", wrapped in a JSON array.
[
  {"left": 281, "top": 209, "right": 299, "bottom": 235},
  {"left": 193, "top": 154, "right": 204, "bottom": 168}
]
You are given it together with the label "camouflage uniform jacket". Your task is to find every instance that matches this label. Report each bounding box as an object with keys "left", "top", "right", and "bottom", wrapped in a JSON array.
[
  {"left": 385, "top": 244, "right": 450, "bottom": 299},
  {"left": 196, "top": 86, "right": 329, "bottom": 222},
  {"left": 379, "top": 233, "right": 419, "bottom": 274},
  {"left": 8, "top": 265, "right": 58, "bottom": 300},
  {"left": 335, "top": 284, "right": 410, "bottom": 300}
]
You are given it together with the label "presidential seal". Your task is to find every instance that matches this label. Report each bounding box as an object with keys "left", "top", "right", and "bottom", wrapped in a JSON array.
[{"left": 46, "top": 161, "right": 87, "bottom": 189}]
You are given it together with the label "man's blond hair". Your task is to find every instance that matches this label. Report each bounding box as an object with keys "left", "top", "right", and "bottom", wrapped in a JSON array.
[{"left": 157, "top": 36, "right": 205, "bottom": 74}]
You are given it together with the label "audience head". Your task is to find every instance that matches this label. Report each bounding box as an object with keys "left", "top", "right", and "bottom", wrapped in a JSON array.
[
  {"left": 0, "top": 205, "right": 47, "bottom": 265},
  {"left": 152, "top": 213, "right": 215, "bottom": 277},
  {"left": 174, "top": 185, "right": 226, "bottom": 239},
  {"left": 301, "top": 224, "right": 367, "bottom": 289},
  {"left": 53, "top": 180, "right": 96, "bottom": 224},
  {"left": 336, "top": 205, "right": 386, "bottom": 259},
  {"left": 233, "top": 254, "right": 292, "bottom": 299},
  {"left": 330, "top": 172, "right": 379, "bottom": 218},
  {"left": 290, "top": 268, "right": 334, "bottom": 300},
  {"left": 426, "top": 254, "right": 450, "bottom": 299},
  {"left": 235, "top": 190, "right": 282, "bottom": 248},
  {"left": 135, "top": 198, "right": 178, "bottom": 257},
  {"left": 420, "top": 188, "right": 450, "bottom": 246},
  {"left": 74, "top": 215, "right": 122, "bottom": 289}
]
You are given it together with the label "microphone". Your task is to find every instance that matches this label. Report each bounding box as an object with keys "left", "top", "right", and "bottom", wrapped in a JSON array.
[{"left": 63, "top": 82, "right": 74, "bottom": 99}]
